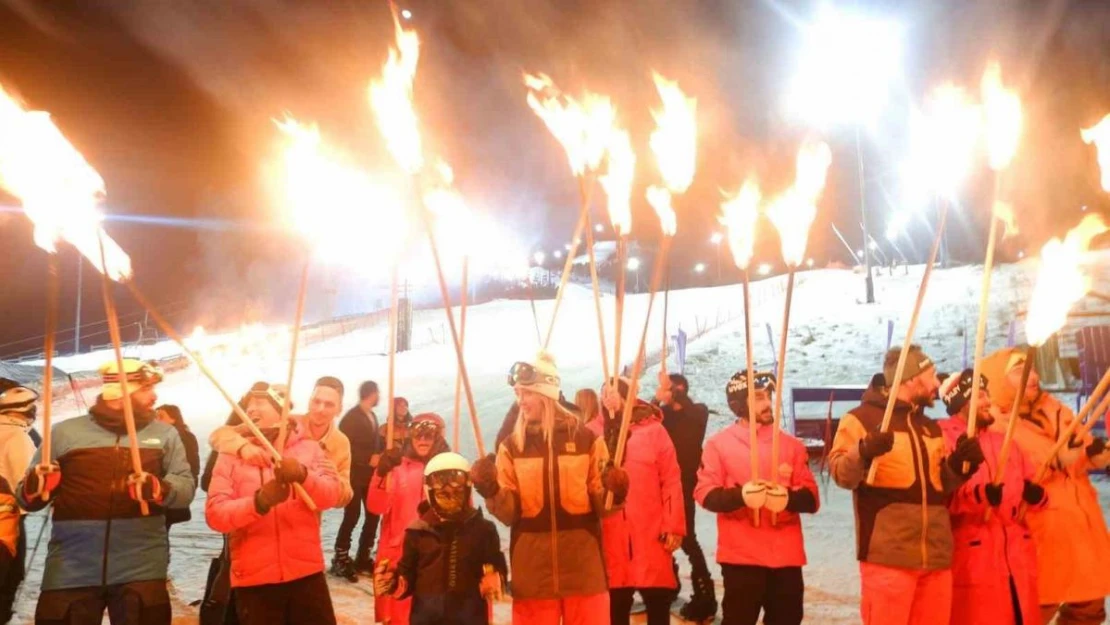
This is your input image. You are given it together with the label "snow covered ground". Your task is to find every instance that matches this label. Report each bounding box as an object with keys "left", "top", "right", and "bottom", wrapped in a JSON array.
[{"left": 11, "top": 260, "right": 1110, "bottom": 624}]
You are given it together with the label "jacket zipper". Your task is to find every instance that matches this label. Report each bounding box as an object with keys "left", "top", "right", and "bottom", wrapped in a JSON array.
[
  {"left": 102, "top": 435, "right": 121, "bottom": 587},
  {"left": 547, "top": 433, "right": 559, "bottom": 595},
  {"left": 905, "top": 418, "right": 929, "bottom": 568},
  {"left": 269, "top": 465, "right": 284, "bottom": 581}
]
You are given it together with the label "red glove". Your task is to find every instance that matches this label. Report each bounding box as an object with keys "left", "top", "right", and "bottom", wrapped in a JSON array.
[
  {"left": 22, "top": 464, "right": 62, "bottom": 503},
  {"left": 274, "top": 457, "right": 308, "bottom": 484},
  {"left": 128, "top": 473, "right": 165, "bottom": 505}
]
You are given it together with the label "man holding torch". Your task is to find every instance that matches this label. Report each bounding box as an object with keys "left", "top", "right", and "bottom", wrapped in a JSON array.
[
  {"left": 937, "top": 369, "right": 1045, "bottom": 625},
  {"left": 17, "top": 359, "right": 196, "bottom": 625},
  {"left": 829, "top": 346, "right": 984, "bottom": 625},
  {"left": 982, "top": 347, "right": 1110, "bottom": 625},
  {"left": 0, "top": 385, "right": 38, "bottom": 624},
  {"left": 695, "top": 370, "right": 818, "bottom": 625}
]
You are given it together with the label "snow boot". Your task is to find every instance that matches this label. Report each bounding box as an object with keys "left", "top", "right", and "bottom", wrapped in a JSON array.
[
  {"left": 329, "top": 550, "right": 358, "bottom": 583},
  {"left": 353, "top": 548, "right": 374, "bottom": 575},
  {"left": 678, "top": 576, "right": 718, "bottom": 623}
]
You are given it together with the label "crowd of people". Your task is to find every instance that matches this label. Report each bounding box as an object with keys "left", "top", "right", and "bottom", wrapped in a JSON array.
[{"left": 0, "top": 342, "right": 1106, "bottom": 625}]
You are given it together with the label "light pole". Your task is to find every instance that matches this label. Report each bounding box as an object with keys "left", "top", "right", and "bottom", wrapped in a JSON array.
[
  {"left": 627, "top": 257, "right": 641, "bottom": 292},
  {"left": 710, "top": 232, "right": 723, "bottom": 284},
  {"left": 857, "top": 126, "right": 875, "bottom": 303}
]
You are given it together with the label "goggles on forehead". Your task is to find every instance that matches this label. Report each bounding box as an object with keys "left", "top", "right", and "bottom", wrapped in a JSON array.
[
  {"left": 729, "top": 371, "right": 777, "bottom": 392},
  {"left": 426, "top": 469, "right": 469, "bottom": 490},
  {"left": 507, "top": 361, "right": 560, "bottom": 388},
  {"left": 411, "top": 419, "right": 442, "bottom": 439},
  {"left": 103, "top": 362, "right": 164, "bottom": 387}
]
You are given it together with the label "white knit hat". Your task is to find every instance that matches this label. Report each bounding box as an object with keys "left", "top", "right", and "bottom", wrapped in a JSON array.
[{"left": 512, "top": 351, "right": 561, "bottom": 401}]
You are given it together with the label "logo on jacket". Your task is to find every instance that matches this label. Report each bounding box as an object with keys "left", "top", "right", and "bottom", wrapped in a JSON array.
[
  {"left": 141, "top": 438, "right": 161, "bottom": 445},
  {"left": 778, "top": 463, "right": 793, "bottom": 479}
]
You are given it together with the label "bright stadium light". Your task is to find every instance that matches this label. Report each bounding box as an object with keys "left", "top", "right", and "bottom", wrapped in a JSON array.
[
  {"left": 806, "top": 258, "right": 815, "bottom": 268},
  {"left": 757, "top": 263, "right": 772, "bottom": 276},
  {"left": 533, "top": 251, "right": 545, "bottom": 265},
  {"left": 595, "top": 223, "right": 604, "bottom": 233},
  {"left": 710, "top": 232, "right": 723, "bottom": 245},
  {"left": 627, "top": 257, "right": 641, "bottom": 271},
  {"left": 787, "top": 7, "right": 903, "bottom": 129},
  {"left": 401, "top": 9, "right": 413, "bottom": 20},
  {"left": 553, "top": 250, "right": 563, "bottom": 260},
  {"left": 694, "top": 262, "right": 706, "bottom": 273}
]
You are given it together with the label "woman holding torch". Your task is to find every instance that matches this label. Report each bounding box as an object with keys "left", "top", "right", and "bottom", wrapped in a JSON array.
[{"left": 982, "top": 347, "right": 1110, "bottom": 625}]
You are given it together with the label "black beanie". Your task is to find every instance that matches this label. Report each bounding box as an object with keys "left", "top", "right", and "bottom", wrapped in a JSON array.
[
  {"left": 725, "top": 370, "right": 776, "bottom": 417},
  {"left": 315, "top": 376, "right": 345, "bottom": 398},
  {"left": 939, "top": 369, "right": 988, "bottom": 416},
  {"left": 359, "top": 380, "right": 379, "bottom": 401}
]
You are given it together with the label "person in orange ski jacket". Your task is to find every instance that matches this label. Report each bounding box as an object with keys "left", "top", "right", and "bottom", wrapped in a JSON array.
[
  {"left": 982, "top": 347, "right": 1110, "bottom": 625},
  {"left": 694, "top": 370, "right": 819, "bottom": 625},
  {"left": 937, "top": 368, "right": 1046, "bottom": 625}
]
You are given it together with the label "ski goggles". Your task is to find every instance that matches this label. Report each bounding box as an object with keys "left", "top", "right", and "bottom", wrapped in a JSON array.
[
  {"left": 727, "top": 370, "right": 777, "bottom": 396},
  {"left": 426, "top": 469, "right": 469, "bottom": 490},
  {"left": 411, "top": 419, "right": 443, "bottom": 440},
  {"left": 507, "top": 362, "right": 560, "bottom": 388}
]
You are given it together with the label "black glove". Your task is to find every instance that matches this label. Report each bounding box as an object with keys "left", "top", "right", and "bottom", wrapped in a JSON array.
[
  {"left": 701, "top": 486, "right": 746, "bottom": 513},
  {"left": 1022, "top": 480, "right": 1046, "bottom": 506},
  {"left": 469, "top": 454, "right": 499, "bottom": 498},
  {"left": 785, "top": 487, "right": 818, "bottom": 514},
  {"left": 254, "top": 479, "right": 291, "bottom": 515},
  {"left": 983, "top": 482, "right": 1003, "bottom": 507},
  {"left": 947, "top": 434, "right": 985, "bottom": 477},
  {"left": 602, "top": 464, "right": 630, "bottom": 506},
  {"left": 1087, "top": 437, "right": 1107, "bottom": 459},
  {"left": 859, "top": 431, "right": 895, "bottom": 461},
  {"left": 376, "top": 448, "right": 403, "bottom": 478},
  {"left": 274, "top": 457, "right": 308, "bottom": 484}
]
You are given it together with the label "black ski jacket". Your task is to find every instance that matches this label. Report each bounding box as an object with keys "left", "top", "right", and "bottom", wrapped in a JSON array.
[
  {"left": 659, "top": 396, "right": 709, "bottom": 496},
  {"left": 339, "top": 405, "right": 379, "bottom": 485}
]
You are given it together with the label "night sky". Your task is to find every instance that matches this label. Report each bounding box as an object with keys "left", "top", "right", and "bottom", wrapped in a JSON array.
[{"left": 1, "top": 0, "right": 1108, "bottom": 358}]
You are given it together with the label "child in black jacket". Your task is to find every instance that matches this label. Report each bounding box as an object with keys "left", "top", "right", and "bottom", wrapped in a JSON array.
[{"left": 373, "top": 452, "right": 506, "bottom": 625}]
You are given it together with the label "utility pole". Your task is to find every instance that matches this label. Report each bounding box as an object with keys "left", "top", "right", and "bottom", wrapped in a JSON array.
[
  {"left": 74, "top": 254, "right": 83, "bottom": 353},
  {"left": 856, "top": 126, "right": 875, "bottom": 303}
]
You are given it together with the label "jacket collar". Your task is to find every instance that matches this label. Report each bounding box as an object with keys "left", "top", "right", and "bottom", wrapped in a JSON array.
[{"left": 90, "top": 395, "right": 155, "bottom": 435}]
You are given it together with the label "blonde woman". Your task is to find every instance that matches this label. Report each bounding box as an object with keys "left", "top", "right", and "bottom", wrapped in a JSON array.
[{"left": 575, "top": 388, "right": 600, "bottom": 425}]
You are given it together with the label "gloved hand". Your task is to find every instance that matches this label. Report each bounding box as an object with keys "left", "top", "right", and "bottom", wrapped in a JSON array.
[
  {"left": 274, "top": 457, "right": 307, "bottom": 484},
  {"left": 376, "top": 448, "right": 403, "bottom": 478},
  {"left": 1057, "top": 434, "right": 1085, "bottom": 468},
  {"left": 984, "top": 482, "right": 1003, "bottom": 507},
  {"left": 238, "top": 443, "right": 270, "bottom": 468},
  {"left": 254, "top": 479, "right": 290, "bottom": 515},
  {"left": 763, "top": 482, "right": 789, "bottom": 513},
  {"left": 947, "top": 434, "right": 985, "bottom": 477},
  {"left": 373, "top": 559, "right": 402, "bottom": 597},
  {"left": 22, "top": 464, "right": 61, "bottom": 502},
  {"left": 660, "top": 532, "right": 682, "bottom": 552},
  {"left": 469, "top": 454, "right": 500, "bottom": 498},
  {"left": 480, "top": 565, "right": 503, "bottom": 601},
  {"left": 127, "top": 473, "right": 165, "bottom": 504},
  {"left": 859, "top": 431, "right": 895, "bottom": 461},
  {"left": 741, "top": 481, "right": 767, "bottom": 509},
  {"left": 603, "top": 464, "right": 630, "bottom": 505},
  {"left": 1087, "top": 437, "right": 1107, "bottom": 459},
  {"left": 785, "top": 487, "right": 819, "bottom": 514},
  {"left": 1022, "top": 480, "right": 1046, "bottom": 506}
]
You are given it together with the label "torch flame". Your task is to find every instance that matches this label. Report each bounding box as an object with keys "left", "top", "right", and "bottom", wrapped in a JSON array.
[
  {"left": 909, "top": 84, "right": 981, "bottom": 197},
  {"left": 1025, "top": 214, "right": 1108, "bottom": 346},
  {"left": 1081, "top": 113, "right": 1110, "bottom": 192},
  {"left": 720, "top": 178, "right": 762, "bottom": 271},
  {"left": 423, "top": 159, "right": 476, "bottom": 259},
  {"left": 648, "top": 73, "right": 697, "bottom": 195},
  {"left": 767, "top": 140, "right": 832, "bottom": 267},
  {"left": 0, "top": 84, "right": 131, "bottom": 280},
  {"left": 369, "top": 14, "right": 423, "bottom": 173},
  {"left": 980, "top": 62, "right": 1022, "bottom": 172},
  {"left": 272, "top": 115, "right": 405, "bottom": 265},
  {"left": 523, "top": 73, "right": 615, "bottom": 176},
  {"left": 601, "top": 129, "right": 635, "bottom": 236},
  {"left": 645, "top": 186, "right": 677, "bottom": 236}
]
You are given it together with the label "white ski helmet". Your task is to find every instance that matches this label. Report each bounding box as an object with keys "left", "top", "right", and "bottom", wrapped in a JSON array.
[
  {"left": 0, "top": 386, "right": 39, "bottom": 424},
  {"left": 424, "top": 452, "right": 473, "bottom": 520}
]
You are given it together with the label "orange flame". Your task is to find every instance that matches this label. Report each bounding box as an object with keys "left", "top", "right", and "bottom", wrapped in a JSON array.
[
  {"left": 185, "top": 323, "right": 293, "bottom": 369},
  {"left": 423, "top": 159, "right": 476, "bottom": 259},
  {"left": 601, "top": 129, "right": 635, "bottom": 236},
  {"left": 1026, "top": 214, "right": 1108, "bottom": 346},
  {"left": 980, "top": 62, "right": 1022, "bottom": 172},
  {"left": 1081, "top": 113, "right": 1110, "bottom": 192},
  {"left": 767, "top": 140, "right": 832, "bottom": 267},
  {"left": 720, "top": 178, "right": 762, "bottom": 270},
  {"left": 273, "top": 116, "right": 405, "bottom": 265},
  {"left": 993, "top": 200, "right": 1018, "bottom": 238},
  {"left": 0, "top": 85, "right": 132, "bottom": 280},
  {"left": 524, "top": 73, "right": 614, "bottom": 176},
  {"left": 649, "top": 73, "right": 697, "bottom": 194},
  {"left": 369, "top": 14, "right": 423, "bottom": 174}
]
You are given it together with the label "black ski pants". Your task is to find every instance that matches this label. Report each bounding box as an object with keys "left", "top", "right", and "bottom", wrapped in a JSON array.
[
  {"left": 721, "top": 564, "right": 803, "bottom": 625},
  {"left": 234, "top": 572, "right": 335, "bottom": 625},
  {"left": 680, "top": 498, "right": 712, "bottom": 588},
  {"left": 0, "top": 516, "right": 25, "bottom": 624},
  {"left": 334, "top": 478, "right": 378, "bottom": 556},
  {"left": 34, "top": 580, "right": 171, "bottom": 625},
  {"left": 609, "top": 587, "right": 673, "bottom": 625}
]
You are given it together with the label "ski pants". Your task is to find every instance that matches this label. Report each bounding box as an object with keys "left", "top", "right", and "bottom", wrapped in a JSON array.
[
  {"left": 680, "top": 499, "right": 713, "bottom": 593},
  {"left": 1040, "top": 599, "right": 1106, "bottom": 625},
  {"left": 609, "top": 587, "right": 673, "bottom": 625},
  {"left": 234, "top": 572, "right": 335, "bottom": 625},
  {"left": 335, "top": 477, "right": 378, "bottom": 557},
  {"left": 860, "top": 561, "right": 951, "bottom": 625},
  {"left": 0, "top": 516, "right": 25, "bottom": 624},
  {"left": 721, "top": 564, "right": 803, "bottom": 625},
  {"left": 511, "top": 592, "right": 609, "bottom": 625},
  {"left": 34, "top": 580, "right": 170, "bottom": 625}
]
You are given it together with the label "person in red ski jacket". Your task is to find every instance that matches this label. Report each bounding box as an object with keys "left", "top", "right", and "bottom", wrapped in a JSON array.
[
  {"left": 205, "top": 392, "right": 344, "bottom": 625},
  {"left": 937, "top": 368, "right": 1047, "bottom": 625},
  {"left": 367, "top": 413, "right": 449, "bottom": 625},
  {"left": 587, "top": 377, "right": 685, "bottom": 625},
  {"left": 694, "top": 370, "right": 820, "bottom": 625}
]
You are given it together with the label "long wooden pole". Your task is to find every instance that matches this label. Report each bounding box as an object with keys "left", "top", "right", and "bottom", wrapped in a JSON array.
[
  {"left": 613, "top": 237, "right": 628, "bottom": 378},
  {"left": 276, "top": 262, "right": 310, "bottom": 454},
  {"left": 35, "top": 254, "right": 60, "bottom": 499},
  {"left": 605, "top": 236, "right": 671, "bottom": 509},
  {"left": 453, "top": 257, "right": 468, "bottom": 451},
  {"left": 966, "top": 178, "right": 1004, "bottom": 447},
  {"left": 866, "top": 204, "right": 949, "bottom": 485},
  {"left": 770, "top": 268, "right": 797, "bottom": 525},
  {"left": 526, "top": 278, "right": 542, "bottom": 346},
  {"left": 386, "top": 264, "right": 400, "bottom": 454},
  {"left": 742, "top": 269, "right": 760, "bottom": 527},
  {"left": 543, "top": 181, "right": 594, "bottom": 349},
  {"left": 583, "top": 205, "right": 610, "bottom": 384},
  {"left": 97, "top": 234, "right": 149, "bottom": 516},
  {"left": 984, "top": 351, "right": 1034, "bottom": 522},
  {"left": 661, "top": 269, "right": 670, "bottom": 375},
  {"left": 124, "top": 281, "right": 316, "bottom": 510},
  {"left": 418, "top": 193, "right": 485, "bottom": 457}
]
